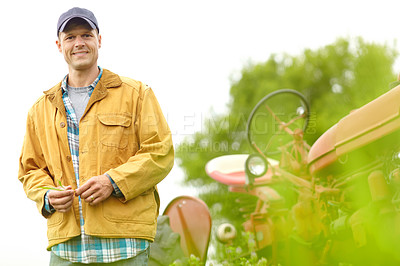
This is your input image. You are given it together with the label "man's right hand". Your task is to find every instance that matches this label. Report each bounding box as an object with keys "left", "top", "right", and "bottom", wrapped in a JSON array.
[{"left": 48, "top": 186, "right": 75, "bottom": 213}]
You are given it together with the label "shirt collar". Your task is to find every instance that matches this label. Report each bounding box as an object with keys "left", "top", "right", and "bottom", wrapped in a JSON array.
[{"left": 61, "top": 67, "right": 103, "bottom": 94}]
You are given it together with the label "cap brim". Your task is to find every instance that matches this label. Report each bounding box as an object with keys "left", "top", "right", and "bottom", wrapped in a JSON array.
[{"left": 58, "top": 17, "right": 97, "bottom": 33}]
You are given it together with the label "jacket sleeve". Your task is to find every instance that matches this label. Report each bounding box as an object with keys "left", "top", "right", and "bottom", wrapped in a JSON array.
[
  {"left": 18, "top": 111, "right": 56, "bottom": 216},
  {"left": 106, "top": 86, "right": 174, "bottom": 202}
]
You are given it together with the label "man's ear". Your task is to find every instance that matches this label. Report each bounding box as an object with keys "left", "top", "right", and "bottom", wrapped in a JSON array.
[
  {"left": 98, "top": 34, "right": 102, "bottom": 49},
  {"left": 56, "top": 39, "right": 62, "bottom": 53}
]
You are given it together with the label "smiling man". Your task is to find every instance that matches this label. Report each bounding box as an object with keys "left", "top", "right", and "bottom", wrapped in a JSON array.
[{"left": 18, "top": 7, "right": 174, "bottom": 265}]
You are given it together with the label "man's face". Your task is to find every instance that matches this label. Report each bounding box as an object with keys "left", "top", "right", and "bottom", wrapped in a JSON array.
[{"left": 56, "top": 22, "right": 101, "bottom": 71}]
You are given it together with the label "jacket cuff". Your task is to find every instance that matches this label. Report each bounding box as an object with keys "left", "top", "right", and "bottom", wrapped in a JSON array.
[
  {"left": 43, "top": 190, "right": 56, "bottom": 215},
  {"left": 104, "top": 173, "right": 124, "bottom": 198}
]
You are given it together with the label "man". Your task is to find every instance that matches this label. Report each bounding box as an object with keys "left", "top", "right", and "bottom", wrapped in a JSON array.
[{"left": 18, "top": 7, "right": 174, "bottom": 265}]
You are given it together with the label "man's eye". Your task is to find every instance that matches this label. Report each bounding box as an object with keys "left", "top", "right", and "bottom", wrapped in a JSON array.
[
  {"left": 83, "top": 34, "right": 92, "bottom": 38},
  {"left": 65, "top": 36, "right": 74, "bottom": 40}
]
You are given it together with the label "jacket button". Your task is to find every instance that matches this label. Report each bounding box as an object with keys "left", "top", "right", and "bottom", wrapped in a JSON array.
[
  {"left": 66, "top": 156, "right": 71, "bottom": 162},
  {"left": 60, "top": 122, "right": 66, "bottom": 128}
]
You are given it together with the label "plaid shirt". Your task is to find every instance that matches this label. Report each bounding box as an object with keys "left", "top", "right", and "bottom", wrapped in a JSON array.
[{"left": 47, "top": 67, "right": 149, "bottom": 263}]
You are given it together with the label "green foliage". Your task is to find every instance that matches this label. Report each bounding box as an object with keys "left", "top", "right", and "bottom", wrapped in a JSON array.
[
  {"left": 215, "top": 231, "right": 268, "bottom": 266},
  {"left": 169, "top": 232, "right": 268, "bottom": 266},
  {"left": 229, "top": 37, "right": 397, "bottom": 143},
  {"left": 175, "top": 37, "right": 398, "bottom": 261}
]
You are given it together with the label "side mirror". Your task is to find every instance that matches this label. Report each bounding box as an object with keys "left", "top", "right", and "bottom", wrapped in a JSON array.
[{"left": 245, "top": 154, "right": 268, "bottom": 186}]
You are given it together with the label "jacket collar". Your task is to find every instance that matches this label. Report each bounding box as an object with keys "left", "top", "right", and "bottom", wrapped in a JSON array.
[{"left": 44, "top": 69, "right": 122, "bottom": 116}]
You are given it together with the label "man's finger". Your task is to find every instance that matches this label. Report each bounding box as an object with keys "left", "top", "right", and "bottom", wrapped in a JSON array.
[
  {"left": 48, "top": 188, "right": 74, "bottom": 212},
  {"left": 74, "top": 179, "right": 94, "bottom": 196},
  {"left": 51, "top": 194, "right": 73, "bottom": 206},
  {"left": 89, "top": 193, "right": 104, "bottom": 206},
  {"left": 81, "top": 189, "right": 97, "bottom": 202},
  {"left": 48, "top": 188, "right": 74, "bottom": 200}
]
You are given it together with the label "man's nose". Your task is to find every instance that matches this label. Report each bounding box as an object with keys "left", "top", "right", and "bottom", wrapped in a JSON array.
[{"left": 74, "top": 36, "right": 85, "bottom": 47}]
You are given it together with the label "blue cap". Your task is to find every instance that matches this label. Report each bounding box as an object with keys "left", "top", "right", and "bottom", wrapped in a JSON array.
[{"left": 57, "top": 7, "right": 99, "bottom": 36}]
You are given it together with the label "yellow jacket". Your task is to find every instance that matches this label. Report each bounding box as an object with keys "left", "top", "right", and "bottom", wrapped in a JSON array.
[{"left": 18, "top": 69, "right": 174, "bottom": 249}]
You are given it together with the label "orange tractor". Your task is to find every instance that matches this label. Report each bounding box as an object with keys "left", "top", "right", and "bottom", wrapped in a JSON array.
[
  {"left": 204, "top": 84, "right": 400, "bottom": 265},
  {"left": 152, "top": 82, "right": 400, "bottom": 265}
]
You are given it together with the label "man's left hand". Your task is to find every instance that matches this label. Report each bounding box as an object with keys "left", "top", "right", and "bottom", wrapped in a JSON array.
[{"left": 75, "top": 175, "right": 114, "bottom": 205}]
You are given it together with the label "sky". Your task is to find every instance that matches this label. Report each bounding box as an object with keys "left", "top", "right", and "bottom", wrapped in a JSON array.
[{"left": 1, "top": 0, "right": 400, "bottom": 265}]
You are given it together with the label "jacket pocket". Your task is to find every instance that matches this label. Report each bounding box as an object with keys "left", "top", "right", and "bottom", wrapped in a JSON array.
[
  {"left": 97, "top": 113, "right": 132, "bottom": 149},
  {"left": 102, "top": 191, "right": 157, "bottom": 225},
  {"left": 47, "top": 211, "right": 63, "bottom": 227}
]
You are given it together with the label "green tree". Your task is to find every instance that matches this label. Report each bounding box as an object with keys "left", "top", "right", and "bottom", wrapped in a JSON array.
[{"left": 175, "top": 37, "right": 398, "bottom": 260}]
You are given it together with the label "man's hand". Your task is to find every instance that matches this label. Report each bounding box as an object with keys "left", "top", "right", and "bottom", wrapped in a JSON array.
[
  {"left": 75, "top": 175, "right": 114, "bottom": 206},
  {"left": 48, "top": 186, "right": 75, "bottom": 213}
]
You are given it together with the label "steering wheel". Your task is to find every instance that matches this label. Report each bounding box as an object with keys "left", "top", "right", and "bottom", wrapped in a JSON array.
[{"left": 246, "top": 89, "right": 310, "bottom": 156}]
